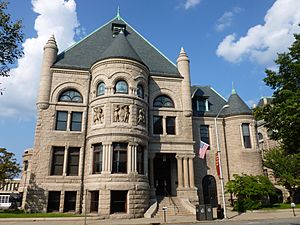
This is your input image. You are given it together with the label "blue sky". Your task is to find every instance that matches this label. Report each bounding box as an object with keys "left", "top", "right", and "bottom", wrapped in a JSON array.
[{"left": 1, "top": 0, "right": 300, "bottom": 163}]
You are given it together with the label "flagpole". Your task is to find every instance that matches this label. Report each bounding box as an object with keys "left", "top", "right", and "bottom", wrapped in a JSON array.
[{"left": 214, "top": 104, "right": 229, "bottom": 219}]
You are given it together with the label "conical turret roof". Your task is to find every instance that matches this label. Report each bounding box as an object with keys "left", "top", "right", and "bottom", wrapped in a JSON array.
[
  {"left": 98, "top": 30, "right": 144, "bottom": 65},
  {"left": 223, "top": 91, "right": 252, "bottom": 116}
]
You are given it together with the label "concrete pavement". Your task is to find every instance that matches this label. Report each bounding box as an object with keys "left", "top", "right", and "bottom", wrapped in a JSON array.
[{"left": 0, "top": 208, "right": 299, "bottom": 225}]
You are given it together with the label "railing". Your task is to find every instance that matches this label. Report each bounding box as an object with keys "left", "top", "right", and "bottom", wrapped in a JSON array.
[{"left": 164, "top": 187, "right": 179, "bottom": 215}]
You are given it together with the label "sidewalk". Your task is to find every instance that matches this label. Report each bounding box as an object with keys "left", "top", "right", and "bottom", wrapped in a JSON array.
[{"left": 0, "top": 208, "right": 299, "bottom": 224}]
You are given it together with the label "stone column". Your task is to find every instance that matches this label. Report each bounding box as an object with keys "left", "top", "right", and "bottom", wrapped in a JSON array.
[
  {"left": 183, "top": 157, "right": 189, "bottom": 188},
  {"left": 100, "top": 143, "right": 106, "bottom": 172},
  {"left": 176, "top": 155, "right": 183, "bottom": 189},
  {"left": 132, "top": 145, "right": 137, "bottom": 173},
  {"left": 78, "top": 147, "right": 83, "bottom": 177},
  {"left": 63, "top": 146, "right": 68, "bottom": 176},
  {"left": 102, "top": 144, "right": 107, "bottom": 172},
  {"left": 144, "top": 145, "right": 148, "bottom": 176},
  {"left": 103, "top": 143, "right": 112, "bottom": 173},
  {"left": 127, "top": 144, "right": 132, "bottom": 173},
  {"left": 67, "top": 111, "right": 71, "bottom": 131},
  {"left": 188, "top": 157, "right": 195, "bottom": 188}
]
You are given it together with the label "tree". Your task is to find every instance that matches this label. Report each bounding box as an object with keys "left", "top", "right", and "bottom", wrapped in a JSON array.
[
  {"left": 0, "top": 148, "right": 20, "bottom": 190},
  {"left": 0, "top": 1, "right": 24, "bottom": 95},
  {"left": 263, "top": 147, "right": 300, "bottom": 202},
  {"left": 254, "top": 33, "right": 300, "bottom": 154},
  {"left": 226, "top": 174, "right": 276, "bottom": 212}
]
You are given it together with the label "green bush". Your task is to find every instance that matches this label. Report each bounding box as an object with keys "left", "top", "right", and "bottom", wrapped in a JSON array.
[{"left": 226, "top": 174, "right": 276, "bottom": 212}]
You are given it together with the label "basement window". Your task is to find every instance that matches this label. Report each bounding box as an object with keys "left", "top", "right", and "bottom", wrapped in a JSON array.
[{"left": 111, "top": 190, "right": 127, "bottom": 213}]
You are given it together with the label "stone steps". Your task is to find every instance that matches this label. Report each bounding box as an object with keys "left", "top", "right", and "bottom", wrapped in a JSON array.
[{"left": 154, "top": 196, "right": 193, "bottom": 217}]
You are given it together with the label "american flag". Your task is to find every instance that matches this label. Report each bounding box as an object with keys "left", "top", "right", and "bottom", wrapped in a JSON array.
[{"left": 199, "top": 141, "right": 209, "bottom": 159}]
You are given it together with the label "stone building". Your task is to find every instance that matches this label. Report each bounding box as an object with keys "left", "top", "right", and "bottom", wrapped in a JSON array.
[{"left": 19, "top": 13, "right": 263, "bottom": 217}]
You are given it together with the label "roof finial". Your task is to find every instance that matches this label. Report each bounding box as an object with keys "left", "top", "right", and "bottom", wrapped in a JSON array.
[
  {"left": 232, "top": 81, "right": 236, "bottom": 94},
  {"left": 117, "top": 6, "right": 121, "bottom": 20}
]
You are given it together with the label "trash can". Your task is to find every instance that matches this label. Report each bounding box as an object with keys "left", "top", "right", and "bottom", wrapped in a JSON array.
[
  {"left": 196, "top": 204, "right": 206, "bottom": 221},
  {"left": 217, "top": 204, "right": 224, "bottom": 219},
  {"left": 205, "top": 204, "right": 213, "bottom": 220}
]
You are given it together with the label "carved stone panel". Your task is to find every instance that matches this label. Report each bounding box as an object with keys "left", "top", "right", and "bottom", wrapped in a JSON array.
[
  {"left": 113, "top": 104, "right": 130, "bottom": 123},
  {"left": 93, "top": 106, "right": 104, "bottom": 124},
  {"left": 137, "top": 107, "right": 146, "bottom": 126}
]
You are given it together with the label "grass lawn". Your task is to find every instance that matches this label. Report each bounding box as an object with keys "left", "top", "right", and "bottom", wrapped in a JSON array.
[
  {"left": 0, "top": 210, "right": 84, "bottom": 218},
  {"left": 260, "top": 203, "right": 300, "bottom": 210}
]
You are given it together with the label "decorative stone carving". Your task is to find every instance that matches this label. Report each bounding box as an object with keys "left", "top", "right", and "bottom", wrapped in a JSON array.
[
  {"left": 93, "top": 106, "right": 104, "bottom": 124},
  {"left": 137, "top": 108, "right": 146, "bottom": 126},
  {"left": 113, "top": 104, "right": 130, "bottom": 123}
]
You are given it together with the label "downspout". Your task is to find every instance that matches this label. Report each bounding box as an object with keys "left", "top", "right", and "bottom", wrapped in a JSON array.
[{"left": 79, "top": 72, "right": 91, "bottom": 213}]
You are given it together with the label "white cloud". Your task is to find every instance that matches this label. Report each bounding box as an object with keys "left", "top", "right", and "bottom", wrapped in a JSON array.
[
  {"left": 216, "top": 11, "right": 234, "bottom": 32},
  {"left": 216, "top": 0, "right": 300, "bottom": 65},
  {"left": 184, "top": 0, "right": 201, "bottom": 10},
  {"left": 215, "top": 7, "right": 243, "bottom": 32},
  {"left": 0, "top": 0, "right": 79, "bottom": 118}
]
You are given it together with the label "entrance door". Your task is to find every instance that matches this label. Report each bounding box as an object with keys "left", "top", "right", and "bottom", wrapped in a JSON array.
[
  {"left": 202, "top": 175, "right": 218, "bottom": 207},
  {"left": 154, "top": 154, "right": 171, "bottom": 196}
]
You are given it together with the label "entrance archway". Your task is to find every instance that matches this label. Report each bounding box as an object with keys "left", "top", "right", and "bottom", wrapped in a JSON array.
[
  {"left": 153, "top": 153, "right": 176, "bottom": 196},
  {"left": 202, "top": 175, "right": 218, "bottom": 207}
]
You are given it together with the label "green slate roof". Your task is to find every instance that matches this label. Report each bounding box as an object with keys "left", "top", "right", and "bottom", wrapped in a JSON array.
[{"left": 53, "top": 16, "right": 180, "bottom": 77}]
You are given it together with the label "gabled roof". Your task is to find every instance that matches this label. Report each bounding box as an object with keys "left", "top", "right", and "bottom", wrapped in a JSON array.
[
  {"left": 191, "top": 86, "right": 227, "bottom": 117},
  {"left": 223, "top": 92, "right": 252, "bottom": 116},
  {"left": 53, "top": 16, "right": 180, "bottom": 77}
]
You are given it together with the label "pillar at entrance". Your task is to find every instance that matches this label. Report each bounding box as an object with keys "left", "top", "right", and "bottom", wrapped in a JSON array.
[
  {"left": 188, "top": 157, "right": 195, "bottom": 188},
  {"left": 183, "top": 157, "right": 189, "bottom": 188},
  {"left": 176, "top": 155, "right": 183, "bottom": 189}
]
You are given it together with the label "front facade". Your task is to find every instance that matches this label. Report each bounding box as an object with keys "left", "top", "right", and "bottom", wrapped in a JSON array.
[{"left": 19, "top": 14, "right": 263, "bottom": 217}]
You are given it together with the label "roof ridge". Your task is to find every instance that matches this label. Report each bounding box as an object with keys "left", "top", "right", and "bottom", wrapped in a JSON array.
[
  {"left": 120, "top": 17, "right": 178, "bottom": 69},
  {"left": 58, "top": 16, "right": 120, "bottom": 56}
]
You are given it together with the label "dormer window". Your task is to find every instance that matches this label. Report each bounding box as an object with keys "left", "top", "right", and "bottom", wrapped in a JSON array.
[
  {"left": 112, "top": 23, "right": 126, "bottom": 37},
  {"left": 196, "top": 98, "right": 209, "bottom": 112}
]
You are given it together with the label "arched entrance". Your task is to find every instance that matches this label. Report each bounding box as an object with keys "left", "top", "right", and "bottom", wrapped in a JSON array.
[{"left": 202, "top": 175, "right": 218, "bottom": 207}]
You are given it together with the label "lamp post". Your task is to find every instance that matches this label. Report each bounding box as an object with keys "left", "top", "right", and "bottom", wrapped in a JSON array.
[{"left": 214, "top": 104, "right": 229, "bottom": 219}]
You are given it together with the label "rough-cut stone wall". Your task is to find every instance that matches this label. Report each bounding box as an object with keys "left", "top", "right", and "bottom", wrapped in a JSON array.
[{"left": 193, "top": 114, "right": 263, "bottom": 205}]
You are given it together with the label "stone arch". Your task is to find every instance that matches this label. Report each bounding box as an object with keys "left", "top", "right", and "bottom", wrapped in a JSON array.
[
  {"left": 150, "top": 88, "right": 182, "bottom": 110},
  {"left": 51, "top": 82, "right": 85, "bottom": 104}
]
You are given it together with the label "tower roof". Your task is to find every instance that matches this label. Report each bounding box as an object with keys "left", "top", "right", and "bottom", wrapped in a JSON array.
[
  {"left": 53, "top": 16, "right": 179, "bottom": 77},
  {"left": 98, "top": 29, "right": 145, "bottom": 66},
  {"left": 223, "top": 91, "right": 252, "bottom": 116}
]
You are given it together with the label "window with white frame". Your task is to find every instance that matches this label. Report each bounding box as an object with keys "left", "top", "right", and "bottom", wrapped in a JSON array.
[{"left": 242, "top": 123, "right": 252, "bottom": 148}]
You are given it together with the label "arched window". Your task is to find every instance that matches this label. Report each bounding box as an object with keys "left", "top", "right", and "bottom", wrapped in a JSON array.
[
  {"left": 97, "top": 82, "right": 106, "bottom": 96},
  {"left": 153, "top": 95, "right": 174, "bottom": 108},
  {"left": 258, "top": 132, "right": 263, "bottom": 142},
  {"left": 59, "top": 89, "right": 83, "bottom": 103},
  {"left": 137, "top": 84, "right": 144, "bottom": 98},
  {"left": 115, "top": 80, "right": 128, "bottom": 94}
]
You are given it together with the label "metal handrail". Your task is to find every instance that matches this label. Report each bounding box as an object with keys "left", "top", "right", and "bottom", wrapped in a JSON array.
[{"left": 164, "top": 187, "right": 179, "bottom": 215}]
